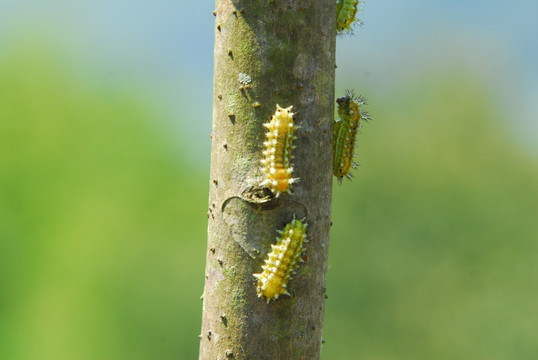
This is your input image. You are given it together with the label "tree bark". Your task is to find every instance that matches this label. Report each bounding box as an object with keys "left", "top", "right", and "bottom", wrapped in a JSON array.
[{"left": 200, "top": 1, "right": 335, "bottom": 359}]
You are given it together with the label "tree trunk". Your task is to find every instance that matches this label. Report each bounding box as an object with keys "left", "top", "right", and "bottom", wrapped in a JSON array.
[{"left": 200, "top": 1, "right": 335, "bottom": 359}]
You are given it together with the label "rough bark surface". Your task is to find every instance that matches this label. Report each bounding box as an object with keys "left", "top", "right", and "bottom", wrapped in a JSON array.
[{"left": 200, "top": 1, "right": 335, "bottom": 359}]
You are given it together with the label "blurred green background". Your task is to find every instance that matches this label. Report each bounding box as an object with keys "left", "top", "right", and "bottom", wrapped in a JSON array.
[{"left": 1, "top": 1, "right": 537, "bottom": 360}]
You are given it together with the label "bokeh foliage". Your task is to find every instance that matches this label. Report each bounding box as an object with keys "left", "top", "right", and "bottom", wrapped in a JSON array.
[
  {"left": 1, "top": 47, "right": 537, "bottom": 360},
  {"left": 0, "top": 48, "right": 206, "bottom": 360}
]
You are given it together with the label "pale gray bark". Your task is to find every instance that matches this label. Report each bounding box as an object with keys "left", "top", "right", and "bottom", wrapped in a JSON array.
[{"left": 200, "top": 1, "right": 335, "bottom": 359}]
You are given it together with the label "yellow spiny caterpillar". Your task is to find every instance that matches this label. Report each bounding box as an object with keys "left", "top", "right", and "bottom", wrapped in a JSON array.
[
  {"left": 253, "top": 218, "right": 308, "bottom": 303},
  {"left": 260, "top": 104, "right": 298, "bottom": 196},
  {"left": 336, "top": 0, "right": 360, "bottom": 33},
  {"left": 333, "top": 90, "right": 369, "bottom": 182}
]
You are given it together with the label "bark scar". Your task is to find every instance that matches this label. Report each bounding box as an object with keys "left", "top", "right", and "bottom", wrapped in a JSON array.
[{"left": 222, "top": 190, "right": 307, "bottom": 259}]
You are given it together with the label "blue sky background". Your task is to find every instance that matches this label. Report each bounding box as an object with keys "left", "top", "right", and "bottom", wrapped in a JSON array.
[{"left": 1, "top": 0, "right": 537, "bottom": 161}]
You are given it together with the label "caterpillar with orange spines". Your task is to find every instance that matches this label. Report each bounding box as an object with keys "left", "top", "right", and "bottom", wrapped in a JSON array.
[
  {"left": 253, "top": 218, "right": 308, "bottom": 303},
  {"left": 333, "top": 90, "right": 370, "bottom": 182},
  {"left": 260, "top": 104, "right": 299, "bottom": 196}
]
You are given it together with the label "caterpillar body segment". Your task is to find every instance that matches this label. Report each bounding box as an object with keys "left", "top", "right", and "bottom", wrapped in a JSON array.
[
  {"left": 333, "top": 91, "right": 369, "bottom": 182},
  {"left": 260, "top": 105, "right": 299, "bottom": 196},
  {"left": 253, "top": 219, "right": 308, "bottom": 303},
  {"left": 336, "top": 0, "right": 360, "bottom": 33}
]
